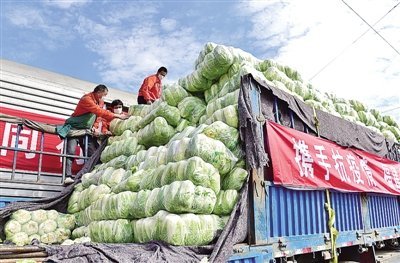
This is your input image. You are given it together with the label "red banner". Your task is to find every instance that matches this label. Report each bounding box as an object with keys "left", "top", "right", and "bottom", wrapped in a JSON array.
[
  {"left": 266, "top": 122, "right": 400, "bottom": 195},
  {"left": 0, "top": 107, "right": 83, "bottom": 174}
]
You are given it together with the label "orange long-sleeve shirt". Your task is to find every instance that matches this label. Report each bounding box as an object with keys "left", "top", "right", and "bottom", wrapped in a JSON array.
[
  {"left": 72, "top": 92, "right": 114, "bottom": 122},
  {"left": 138, "top": 74, "right": 162, "bottom": 102},
  {"left": 93, "top": 116, "right": 110, "bottom": 134}
]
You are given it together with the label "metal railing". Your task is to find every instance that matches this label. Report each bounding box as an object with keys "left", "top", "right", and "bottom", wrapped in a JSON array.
[{"left": 0, "top": 122, "right": 90, "bottom": 185}]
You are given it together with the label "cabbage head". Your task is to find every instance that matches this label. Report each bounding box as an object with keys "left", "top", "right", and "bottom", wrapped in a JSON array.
[
  {"left": 11, "top": 209, "right": 31, "bottom": 224},
  {"left": 21, "top": 220, "right": 39, "bottom": 235},
  {"left": 11, "top": 232, "right": 29, "bottom": 246},
  {"left": 5, "top": 219, "right": 21, "bottom": 237},
  {"left": 38, "top": 219, "right": 57, "bottom": 235},
  {"left": 31, "top": 210, "right": 48, "bottom": 224},
  {"left": 47, "top": 210, "right": 59, "bottom": 221},
  {"left": 57, "top": 214, "right": 76, "bottom": 230},
  {"left": 213, "top": 190, "right": 239, "bottom": 216}
]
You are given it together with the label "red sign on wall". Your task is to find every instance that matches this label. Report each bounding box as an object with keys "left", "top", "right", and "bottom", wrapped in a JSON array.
[
  {"left": 266, "top": 122, "right": 400, "bottom": 195},
  {"left": 0, "top": 107, "right": 83, "bottom": 174}
]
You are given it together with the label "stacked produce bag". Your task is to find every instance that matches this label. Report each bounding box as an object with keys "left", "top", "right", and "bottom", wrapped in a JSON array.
[
  {"left": 4, "top": 209, "right": 75, "bottom": 246},
  {"left": 4, "top": 42, "right": 399, "bottom": 247}
]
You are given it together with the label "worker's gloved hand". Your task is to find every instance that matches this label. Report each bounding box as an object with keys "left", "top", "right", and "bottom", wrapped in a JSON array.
[
  {"left": 105, "top": 131, "right": 112, "bottom": 136},
  {"left": 146, "top": 100, "right": 152, "bottom": 105}
]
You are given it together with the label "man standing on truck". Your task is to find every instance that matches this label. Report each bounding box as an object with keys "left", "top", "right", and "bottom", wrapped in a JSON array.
[
  {"left": 56, "top": 84, "right": 128, "bottom": 184},
  {"left": 137, "top": 66, "right": 168, "bottom": 104}
]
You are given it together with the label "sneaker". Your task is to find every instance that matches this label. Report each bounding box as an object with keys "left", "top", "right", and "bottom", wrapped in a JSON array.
[{"left": 64, "top": 177, "right": 74, "bottom": 185}]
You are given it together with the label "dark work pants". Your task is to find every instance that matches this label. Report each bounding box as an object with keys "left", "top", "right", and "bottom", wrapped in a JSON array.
[
  {"left": 65, "top": 135, "right": 99, "bottom": 177},
  {"left": 137, "top": 96, "right": 147, "bottom": 104}
]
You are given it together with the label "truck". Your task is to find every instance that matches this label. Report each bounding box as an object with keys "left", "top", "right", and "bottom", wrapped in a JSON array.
[
  {"left": 1, "top": 50, "right": 399, "bottom": 262},
  {"left": 0, "top": 59, "right": 136, "bottom": 205}
]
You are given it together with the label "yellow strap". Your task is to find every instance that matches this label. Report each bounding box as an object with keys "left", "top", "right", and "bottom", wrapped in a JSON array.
[
  {"left": 325, "top": 189, "right": 339, "bottom": 263},
  {"left": 312, "top": 106, "right": 320, "bottom": 137}
]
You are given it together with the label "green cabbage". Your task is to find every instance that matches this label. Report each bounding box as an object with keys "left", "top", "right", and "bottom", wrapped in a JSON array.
[
  {"left": 205, "top": 105, "right": 239, "bottom": 128},
  {"left": 71, "top": 226, "right": 88, "bottom": 239},
  {"left": 202, "top": 121, "right": 240, "bottom": 153},
  {"left": 41, "top": 232, "right": 58, "bottom": 244},
  {"left": 138, "top": 156, "right": 221, "bottom": 195},
  {"left": 55, "top": 228, "right": 71, "bottom": 243},
  {"left": 178, "top": 97, "right": 206, "bottom": 125},
  {"left": 161, "top": 180, "right": 216, "bottom": 214},
  {"left": 131, "top": 190, "right": 152, "bottom": 219},
  {"left": 213, "top": 190, "right": 239, "bottom": 216},
  {"left": 38, "top": 219, "right": 57, "bottom": 235},
  {"left": 101, "top": 137, "right": 140, "bottom": 163},
  {"left": 175, "top": 119, "right": 191, "bottom": 132},
  {"left": 5, "top": 219, "right": 21, "bottom": 237},
  {"left": 383, "top": 115, "right": 398, "bottom": 127},
  {"left": 166, "top": 138, "right": 191, "bottom": 163},
  {"left": 222, "top": 167, "right": 248, "bottom": 191},
  {"left": 370, "top": 109, "right": 383, "bottom": 122},
  {"left": 349, "top": 99, "right": 368, "bottom": 112},
  {"left": 206, "top": 89, "right": 239, "bottom": 118},
  {"left": 200, "top": 45, "right": 234, "bottom": 81},
  {"left": 161, "top": 83, "right": 189, "bottom": 107},
  {"left": 99, "top": 168, "right": 126, "bottom": 188},
  {"left": 11, "top": 232, "right": 29, "bottom": 246},
  {"left": 11, "top": 209, "right": 31, "bottom": 224},
  {"left": 112, "top": 169, "right": 144, "bottom": 193},
  {"left": 57, "top": 214, "right": 76, "bottom": 230},
  {"left": 46, "top": 210, "right": 59, "bottom": 221},
  {"left": 138, "top": 102, "right": 181, "bottom": 128},
  {"left": 31, "top": 209, "right": 48, "bottom": 224},
  {"left": 137, "top": 117, "right": 176, "bottom": 147},
  {"left": 187, "top": 134, "right": 237, "bottom": 175},
  {"left": 358, "top": 111, "right": 378, "bottom": 127},
  {"left": 21, "top": 221, "right": 39, "bottom": 235}
]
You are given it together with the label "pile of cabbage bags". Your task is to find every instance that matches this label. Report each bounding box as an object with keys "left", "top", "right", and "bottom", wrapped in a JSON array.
[
  {"left": 69, "top": 43, "right": 398, "bottom": 246},
  {"left": 6, "top": 42, "right": 398, "bottom": 247},
  {"left": 4, "top": 209, "right": 75, "bottom": 246}
]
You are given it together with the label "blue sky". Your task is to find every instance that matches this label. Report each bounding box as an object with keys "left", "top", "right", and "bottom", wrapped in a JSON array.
[{"left": 1, "top": 0, "right": 399, "bottom": 120}]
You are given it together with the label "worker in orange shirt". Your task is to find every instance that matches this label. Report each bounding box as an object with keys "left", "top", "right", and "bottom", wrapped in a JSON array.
[
  {"left": 92, "top": 99, "right": 124, "bottom": 137},
  {"left": 137, "top": 67, "right": 168, "bottom": 104},
  {"left": 57, "top": 84, "right": 128, "bottom": 184}
]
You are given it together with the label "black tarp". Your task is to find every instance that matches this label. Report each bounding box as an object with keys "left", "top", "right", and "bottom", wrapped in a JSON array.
[{"left": 239, "top": 74, "right": 399, "bottom": 169}]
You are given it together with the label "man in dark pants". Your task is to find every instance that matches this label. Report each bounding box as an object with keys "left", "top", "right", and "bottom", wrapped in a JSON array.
[
  {"left": 57, "top": 84, "right": 128, "bottom": 184},
  {"left": 137, "top": 67, "right": 167, "bottom": 104}
]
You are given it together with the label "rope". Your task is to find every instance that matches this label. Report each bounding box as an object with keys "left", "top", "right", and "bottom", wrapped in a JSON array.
[
  {"left": 325, "top": 189, "right": 339, "bottom": 263},
  {"left": 312, "top": 107, "right": 320, "bottom": 137}
]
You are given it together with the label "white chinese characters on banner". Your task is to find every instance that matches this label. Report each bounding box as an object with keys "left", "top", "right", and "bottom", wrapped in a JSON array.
[
  {"left": 346, "top": 154, "right": 364, "bottom": 185},
  {"left": 291, "top": 137, "right": 383, "bottom": 186},
  {"left": 331, "top": 149, "right": 351, "bottom": 183},
  {"left": 314, "top": 145, "right": 331, "bottom": 180},
  {"left": 292, "top": 138, "right": 314, "bottom": 178},
  {"left": 360, "top": 159, "right": 377, "bottom": 187},
  {"left": 382, "top": 165, "right": 393, "bottom": 186},
  {"left": 391, "top": 167, "right": 400, "bottom": 189},
  {"left": 269, "top": 122, "right": 400, "bottom": 194},
  {"left": 0, "top": 123, "right": 38, "bottom": 159}
]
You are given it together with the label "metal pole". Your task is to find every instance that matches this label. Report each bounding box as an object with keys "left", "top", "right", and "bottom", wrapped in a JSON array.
[
  {"left": 11, "top": 124, "right": 22, "bottom": 181},
  {"left": 273, "top": 96, "right": 280, "bottom": 124},
  {"left": 84, "top": 134, "right": 89, "bottom": 163},
  {"left": 36, "top": 131, "right": 44, "bottom": 182},
  {"left": 61, "top": 137, "right": 67, "bottom": 183}
]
